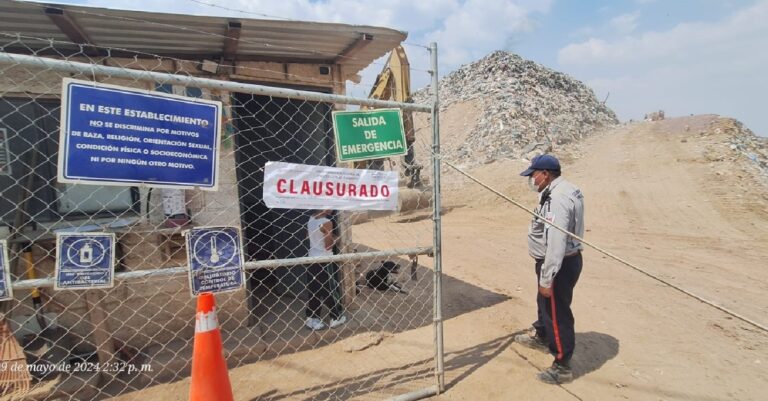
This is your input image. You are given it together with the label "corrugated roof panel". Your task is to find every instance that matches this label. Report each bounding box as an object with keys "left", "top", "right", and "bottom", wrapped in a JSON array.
[
  {"left": 0, "top": 33, "right": 75, "bottom": 46},
  {"left": 241, "top": 29, "right": 368, "bottom": 39},
  {"left": 0, "top": 9, "right": 45, "bottom": 20},
  {"left": 0, "top": 0, "right": 407, "bottom": 76},
  {"left": 1, "top": 24, "right": 66, "bottom": 38},
  {"left": 77, "top": 17, "right": 227, "bottom": 36},
  {"left": 101, "top": 44, "right": 221, "bottom": 53},
  {"left": 91, "top": 33, "right": 223, "bottom": 47},
  {"left": 236, "top": 45, "right": 348, "bottom": 56}
]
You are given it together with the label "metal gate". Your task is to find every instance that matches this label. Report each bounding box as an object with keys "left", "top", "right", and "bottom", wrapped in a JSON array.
[{"left": 0, "top": 35, "right": 443, "bottom": 401}]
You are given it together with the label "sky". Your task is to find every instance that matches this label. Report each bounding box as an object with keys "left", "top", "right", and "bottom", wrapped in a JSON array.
[{"left": 22, "top": 0, "right": 768, "bottom": 136}]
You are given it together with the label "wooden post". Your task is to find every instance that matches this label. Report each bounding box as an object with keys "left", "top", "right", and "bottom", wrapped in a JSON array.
[
  {"left": 337, "top": 211, "right": 357, "bottom": 308},
  {"left": 85, "top": 290, "right": 115, "bottom": 381}
]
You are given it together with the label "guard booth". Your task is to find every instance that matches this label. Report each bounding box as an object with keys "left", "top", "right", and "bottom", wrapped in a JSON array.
[
  {"left": 0, "top": 2, "right": 452, "bottom": 399},
  {"left": 0, "top": 0, "right": 406, "bottom": 351}
]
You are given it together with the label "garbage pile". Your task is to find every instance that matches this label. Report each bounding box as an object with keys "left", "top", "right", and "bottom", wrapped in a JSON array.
[
  {"left": 715, "top": 118, "right": 768, "bottom": 182},
  {"left": 414, "top": 50, "right": 618, "bottom": 165}
]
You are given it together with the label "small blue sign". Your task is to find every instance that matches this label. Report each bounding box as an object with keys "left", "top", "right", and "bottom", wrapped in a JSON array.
[
  {"left": 186, "top": 226, "right": 244, "bottom": 296},
  {"left": 55, "top": 233, "right": 115, "bottom": 290},
  {"left": 58, "top": 78, "right": 222, "bottom": 190},
  {"left": 0, "top": 240, "right": 12, "bottom": 301}
]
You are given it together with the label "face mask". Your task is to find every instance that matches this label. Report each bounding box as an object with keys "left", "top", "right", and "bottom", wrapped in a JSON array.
[{"left": 528, "top": 176, "right": 539, "bottom": 192}]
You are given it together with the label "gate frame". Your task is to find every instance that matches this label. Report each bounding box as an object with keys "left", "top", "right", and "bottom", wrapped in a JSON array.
[{"left": 0, "top": 43, "right": 445, "bottom": 400}]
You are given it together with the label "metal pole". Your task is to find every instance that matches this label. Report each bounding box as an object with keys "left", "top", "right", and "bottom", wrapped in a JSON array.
[
  {"left": 429, "top": 42, "right": 445, "bottom": 393},
  {"left": 11, "top": 246, "right": 433, "bottom": 290},
  {"left": 385, "top": 386, "right": 438, "bottom": 401},
  {"left": 0, "top": 52, "right": 431, "bottom": 113}
]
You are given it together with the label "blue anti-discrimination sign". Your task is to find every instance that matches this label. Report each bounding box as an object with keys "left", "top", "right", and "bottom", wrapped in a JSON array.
[
  {"left": 186, "top": 226, "right": 244, "bottom": 296},
  {"left": 58, "top": 78, "right": 221, "bottom": 190},
  {"left": 55, "top": 233, "right": 115, "bottom": 290},
  {"left": 0, "top": 240, "right": 13, "bottom": 301}
]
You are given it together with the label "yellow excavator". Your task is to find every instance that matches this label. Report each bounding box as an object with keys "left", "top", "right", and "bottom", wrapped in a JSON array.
[{"left": 356, "top": 45, "right": 422, "bottom": 188}]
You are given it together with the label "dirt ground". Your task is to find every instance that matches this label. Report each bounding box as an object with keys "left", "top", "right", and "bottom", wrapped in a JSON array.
[
  {"left": 424, "top": 115, "right": 768, "bottom": 400},
  {"left": 105, "top": 115, "right": 767, "bottom": 401}
]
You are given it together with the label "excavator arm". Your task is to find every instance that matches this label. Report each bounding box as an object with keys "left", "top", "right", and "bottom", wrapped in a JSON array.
[
  {"left": 368, "top": 46, "right": 410, "bottom": 105},
  {"left": 356, "top": 46, "right": 421, "bottom": 187}
]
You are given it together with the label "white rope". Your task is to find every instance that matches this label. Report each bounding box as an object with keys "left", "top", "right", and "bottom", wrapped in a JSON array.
[{"left": 438, "top": 157, "right": 768, "bottom": 334}]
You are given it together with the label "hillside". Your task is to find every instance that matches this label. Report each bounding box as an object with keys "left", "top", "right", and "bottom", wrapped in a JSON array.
[{"left": 419, "top": 114, "right": 768, "bottom": 401}]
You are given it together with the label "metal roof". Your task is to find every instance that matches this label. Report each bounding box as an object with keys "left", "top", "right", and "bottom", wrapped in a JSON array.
[{"left": 0, "top": 0, "right": 408, "bottom": 76}]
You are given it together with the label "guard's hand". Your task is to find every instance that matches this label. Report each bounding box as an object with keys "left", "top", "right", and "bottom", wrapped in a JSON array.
[{"left": 538, "top": 286, "right": 552, "bottom": 298}]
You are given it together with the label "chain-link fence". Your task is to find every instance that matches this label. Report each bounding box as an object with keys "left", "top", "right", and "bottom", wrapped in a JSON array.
[{"left": 0, "top": 33, "right": 443, "bottom": 401}]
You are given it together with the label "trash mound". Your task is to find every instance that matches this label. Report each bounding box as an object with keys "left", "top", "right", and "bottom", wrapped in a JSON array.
[
  {"left": 413, "top": 50, "right": 618, "bottom": 166},
  {"left": 712, "top": 117, "right": 768, "bottom": 185}
]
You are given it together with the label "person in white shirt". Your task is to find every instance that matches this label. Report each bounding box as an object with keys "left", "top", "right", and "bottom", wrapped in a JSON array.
[
  {"left": 515, "top": 154, "right": 584, "bottom": 384},
  {"left": 305, "top": 210, "right": 347, "bottom": 330}
]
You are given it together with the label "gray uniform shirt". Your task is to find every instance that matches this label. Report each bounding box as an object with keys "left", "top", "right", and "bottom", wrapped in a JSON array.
[{"left": 527, "top": 176, "right": 585, "bottom": 288}]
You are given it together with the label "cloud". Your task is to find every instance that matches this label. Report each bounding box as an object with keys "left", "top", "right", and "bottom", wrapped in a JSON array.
[
  {"left": 609, "top": 12, "right": 640, "bottom": 34},
  {"left": 424, "top": 0, "right": 550, "bottom": 68},
  {"left": 570, "top": 25, "right": 596, "bottom": 38},
  {"left": 558, "top": 2, "right": 767, "bottom": 67},
  {"left": 557, "top": 0, "right": 768, "bottom": 135}
]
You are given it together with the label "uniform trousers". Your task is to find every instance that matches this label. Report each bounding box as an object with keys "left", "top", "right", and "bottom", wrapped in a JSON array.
[{"left": 532, "top": 252, "right": 582, "bottom": 365}]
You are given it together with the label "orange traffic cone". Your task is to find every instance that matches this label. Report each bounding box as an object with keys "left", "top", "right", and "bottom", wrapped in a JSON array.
[{"left": 189, "top": 293, "right": 234, "bottom": 401}]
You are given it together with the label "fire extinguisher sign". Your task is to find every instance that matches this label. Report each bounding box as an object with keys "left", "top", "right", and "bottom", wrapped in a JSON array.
[{"left": 55, "top": 232, "right": 116, "bottom": 290}]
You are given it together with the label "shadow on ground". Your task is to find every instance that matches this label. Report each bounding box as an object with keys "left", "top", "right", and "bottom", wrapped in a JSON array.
[
  {"left": 511, "top": 331, "right": 620, "bottom": 382},
  {"left": 572, "top": 331, "right": 620, "bottom": 379},
  {"left": 79, "top": 245, "right": 510, "bottom": 400},
  {"left": 248, "top": 333, "right": 517, "bottom": 401}
]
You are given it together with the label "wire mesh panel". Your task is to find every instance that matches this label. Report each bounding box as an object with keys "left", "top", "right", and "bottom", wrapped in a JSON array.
[{"left": 0, "top": 34, "right": 441, "bottom": 401}]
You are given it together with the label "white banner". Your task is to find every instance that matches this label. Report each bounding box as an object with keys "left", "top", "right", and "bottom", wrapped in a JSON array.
[{"left": 263, "top": 161, "right": 399, "bottom": 211}]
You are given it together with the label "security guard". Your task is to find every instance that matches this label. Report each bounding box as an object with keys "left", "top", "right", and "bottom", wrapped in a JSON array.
[{"left": 516, "top": 154, "right": 584, "bottom": 384}]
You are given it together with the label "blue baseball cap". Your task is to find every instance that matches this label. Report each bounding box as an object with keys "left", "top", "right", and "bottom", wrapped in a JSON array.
[{"left": 519, "top": 154, "right": 561, "bottom": 176}]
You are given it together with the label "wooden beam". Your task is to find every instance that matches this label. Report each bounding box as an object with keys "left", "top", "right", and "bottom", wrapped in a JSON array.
[
  {"left": 334, "top": 33, "right": 373, "bottom": 64},
  {"left": 45, "top": 7, "right": 93, "bottom": 45},
  {"left": 223, "top": 21, "right": 242, "bottom": 59}
]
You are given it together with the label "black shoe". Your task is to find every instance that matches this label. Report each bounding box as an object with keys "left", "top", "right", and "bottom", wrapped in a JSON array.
[
  {"left": 514, "top": 333, "right": 548, "bottom": 351},
  {"left": 538, "top": 362, "right": 573, "bottom": 384}
]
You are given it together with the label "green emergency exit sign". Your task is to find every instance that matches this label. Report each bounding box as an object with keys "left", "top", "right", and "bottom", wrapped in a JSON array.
[{"left": 332, "top": 108, "right": 407, "bottom": 162}]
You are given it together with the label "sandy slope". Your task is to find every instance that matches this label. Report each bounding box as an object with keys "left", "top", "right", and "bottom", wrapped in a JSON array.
[{"left": 427, "top": 115, "right": 768, "bottom": 400}]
